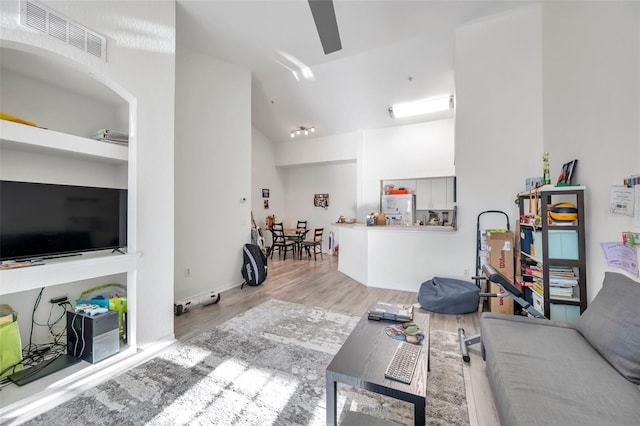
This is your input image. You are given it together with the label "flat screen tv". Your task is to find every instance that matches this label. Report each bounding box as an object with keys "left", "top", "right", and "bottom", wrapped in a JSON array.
[{"left": 0, "top": 180, "right": 127, "bottom": 261}]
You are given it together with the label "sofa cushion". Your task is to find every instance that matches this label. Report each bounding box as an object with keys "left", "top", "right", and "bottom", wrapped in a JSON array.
[
  {"left": 576, "top": 272, "right": 640, "bottom": 384},
  {"left": 481, "top": 313, "right": 640, "bottom": 425}
]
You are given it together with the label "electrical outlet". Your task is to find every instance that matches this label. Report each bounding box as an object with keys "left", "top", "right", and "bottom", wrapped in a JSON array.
[
  {"left": 185, "top": 267, "right": 191, "bottom": 278},
  {"left": 463, "top": 268, "right": 469, "bottom": 277},
  {"left": 50, "top": 296, "right": 68, "bottom": 304}
]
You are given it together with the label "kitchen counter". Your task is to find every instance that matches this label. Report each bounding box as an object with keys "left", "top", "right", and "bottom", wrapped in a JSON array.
[
  {"left": 333, "top": 223, "right": 456, "bottom": 231},
  {"left": 331, "top": 223, "right": 464, "bottom": 292}
]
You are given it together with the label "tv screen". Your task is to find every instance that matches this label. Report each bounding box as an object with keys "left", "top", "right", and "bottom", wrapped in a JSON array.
[{"left": 0, "top": 180, "right": 127, "bottom": 261}]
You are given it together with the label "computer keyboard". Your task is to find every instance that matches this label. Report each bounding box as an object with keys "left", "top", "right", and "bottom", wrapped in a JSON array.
[{"left": 384, "top": 341, "right": 422, "bottom": 384}]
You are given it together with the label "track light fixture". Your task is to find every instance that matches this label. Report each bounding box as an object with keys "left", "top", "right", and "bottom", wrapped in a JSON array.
[{"left": 290, "top": 126, "right": 315, "bottom": 138}]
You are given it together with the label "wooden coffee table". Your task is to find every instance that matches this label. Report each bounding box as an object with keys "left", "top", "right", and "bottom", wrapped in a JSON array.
[{"left": 326, "top": 311, "right": 430, "bottom": 425}]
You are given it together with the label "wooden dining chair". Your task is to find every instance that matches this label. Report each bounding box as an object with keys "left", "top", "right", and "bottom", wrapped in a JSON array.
[
  {"left": 286, "top": 220, "right": 308, "bottom": 254},
  {"left": 270, "top": 222, "right": 295, "bottom": 260},
  {"left": 300, "top": 228, "right": 324, "bottom": 261}
]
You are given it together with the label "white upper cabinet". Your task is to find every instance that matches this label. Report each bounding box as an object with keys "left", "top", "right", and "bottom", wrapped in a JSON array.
[{"left": 416, "top": 177, "right": 455, "bottom": 210}]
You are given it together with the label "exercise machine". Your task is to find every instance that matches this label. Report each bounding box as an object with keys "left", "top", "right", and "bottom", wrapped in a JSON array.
[{"left": 458, "top": 263, "right": 545, "bottom": 363}]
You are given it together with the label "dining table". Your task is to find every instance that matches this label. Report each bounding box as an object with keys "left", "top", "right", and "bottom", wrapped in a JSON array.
[{"left": 284, "top": 228, "right": 309, "bottom": 255}]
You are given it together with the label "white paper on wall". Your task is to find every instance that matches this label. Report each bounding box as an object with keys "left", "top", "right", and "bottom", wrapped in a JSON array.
[
  {"left": 601, "top": 242, "right": 638, "bottom": 277},
  {"left": 610, "top": 185, "right": 634, "bottom": 216},
  {"left": 634, "top": 185, "right": 640, "bottom": 227}
]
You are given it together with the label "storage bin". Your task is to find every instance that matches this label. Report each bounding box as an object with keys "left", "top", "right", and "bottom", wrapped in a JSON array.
[
  {"left": 521, "top": 228, "right": 534, "bottom": 255},
  {"left": 550, "top": 303, "right": 580, "bottom": 323},
  {"left": 534, "top": 230, "right": 579, "bottom": 260}
]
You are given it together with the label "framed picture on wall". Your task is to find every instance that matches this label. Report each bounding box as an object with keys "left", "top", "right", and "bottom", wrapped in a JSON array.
[
  {"left": 314, "top": 193, "right": 329, "bottom": 208},
  {"left": 264, "top": 199, "right": 269, "bottom": 209},
  {"left": 262, "top": 189, "right": 270, "bottom": 198}
]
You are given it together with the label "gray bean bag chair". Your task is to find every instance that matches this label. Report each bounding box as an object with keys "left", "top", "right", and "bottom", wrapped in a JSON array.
[{"left": 418, "top": 276, "right": 480, "bottom": 314}]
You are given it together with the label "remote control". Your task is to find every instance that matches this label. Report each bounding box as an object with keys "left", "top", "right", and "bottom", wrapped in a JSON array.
[{"left": 76, "top": 304, "right": 108, "bottom": 316}]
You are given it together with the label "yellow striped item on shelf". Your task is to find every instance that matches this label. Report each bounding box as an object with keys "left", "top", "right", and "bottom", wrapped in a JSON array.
[{"left": 0, "top": 112, "right": 37, "bottom": 127}]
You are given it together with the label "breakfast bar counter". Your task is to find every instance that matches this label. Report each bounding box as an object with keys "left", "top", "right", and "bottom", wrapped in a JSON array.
[{"left": 331, "top": 223, "right": 463, "bottom": 292}]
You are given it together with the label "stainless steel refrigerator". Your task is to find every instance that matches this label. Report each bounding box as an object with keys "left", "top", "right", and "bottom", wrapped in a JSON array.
[{"left": 381, "top": 194, "right": 415, "bottom": 225}]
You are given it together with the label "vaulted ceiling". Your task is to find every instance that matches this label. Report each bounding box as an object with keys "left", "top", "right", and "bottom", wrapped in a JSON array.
[{"left": 176, "top": 0, "right": 532, "bottom": 143}]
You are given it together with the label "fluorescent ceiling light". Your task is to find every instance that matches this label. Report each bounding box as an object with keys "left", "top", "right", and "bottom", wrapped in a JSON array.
[{"left": 389, "top": 95, "right": 453, "bottom": 119}]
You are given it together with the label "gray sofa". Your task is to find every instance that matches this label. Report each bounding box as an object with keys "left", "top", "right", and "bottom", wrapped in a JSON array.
[{"left": 481, "top": 272, "right": 640, "bottom": 426}]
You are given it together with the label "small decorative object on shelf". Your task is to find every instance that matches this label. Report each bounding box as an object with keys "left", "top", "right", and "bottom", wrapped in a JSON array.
[
  {"left": 92, "top": 129, "right": 128, "bottom": 145},
  {"left": 623, "top": 175, "right": 640, "bottom": 186},
  {"left": 557, "top": 159, "right": 578, "bottom": 186},
  {"left": 0, "top": 112, "right": 37, "bottom": 127},
  {"left": 265, "top": 215, "right": 275, "bottom": 229},
  {"left": 542, "top": 152, "right": 551, "bottom": 185}
]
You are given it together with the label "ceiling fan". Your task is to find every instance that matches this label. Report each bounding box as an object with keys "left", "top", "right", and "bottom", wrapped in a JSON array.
[{"left": 308, "top": 0, "right": 342, "bottom": 54}]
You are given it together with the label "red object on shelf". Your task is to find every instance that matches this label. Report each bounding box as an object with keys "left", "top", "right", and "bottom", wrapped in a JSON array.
[{"left": 389, "top": 189, "right": 409, "bottom": 194}]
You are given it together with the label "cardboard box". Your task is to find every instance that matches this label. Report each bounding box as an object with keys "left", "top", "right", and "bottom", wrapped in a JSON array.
[
  {"left": 488, "top": 281, "right": 514, "bottom": 314},
  {"left": 486, "top": 230, "right": 515, "bottom": 314},
  {"left": 486, "top": 230, "right": 515, "bottom": 279}
]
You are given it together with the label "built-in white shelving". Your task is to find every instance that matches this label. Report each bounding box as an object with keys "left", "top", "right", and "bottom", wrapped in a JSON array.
[
  {"left": 0, "top": 45, "right": 139, "bottom": 423},
  {"left": 0, "top": 119, "right": 128, "bottom": 163},
  {"left": 0, "top": 251, "right": 139, "bottom": 295}
]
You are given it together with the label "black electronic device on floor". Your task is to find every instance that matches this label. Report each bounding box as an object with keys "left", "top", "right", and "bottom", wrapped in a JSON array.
[
  {"left": 7, "top": 354, "right": 81, "bottom": 386},
  {"left": 67, "top": 310, "right": 119, "bottom": 364}
]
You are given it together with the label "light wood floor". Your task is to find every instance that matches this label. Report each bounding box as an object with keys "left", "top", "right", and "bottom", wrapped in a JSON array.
[{"left": 174, "top": 253, "right": 500, "bottom": 426}]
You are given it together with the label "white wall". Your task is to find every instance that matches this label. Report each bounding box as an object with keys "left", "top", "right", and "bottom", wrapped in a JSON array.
[
  {"left": 252, "top": 127, "right": 286, "bottom": 233},
  {"left": 455, "top": 5, "right": 545, "bottom": 277},
  {"left": 275, "top": 119, "right": 455, "bottom": 222},
  {"left": 1, "top": 0, "right": 176, "bottom": 346},
  {"left": 361, "top": 119, "right": 455, "bottom": 217},
  {"left": 541, "top": 1, "right": 640, "bottom": 295},
  {"left": 1, "top": 148, "right": 127, "bottom": 189},
  {"left": 276, "top": 131, "right": 360, "bottom": 166},
  {"left": 254, "top": 127, "right": 357, "bottom": 251},
  {"left": 0, "top": 68, "right": 126, "bottom": 136},
  {"left": 174, "top": 45, "right": 251, "bottom": 300},
  {"left": 0, "top": 68, "right": 127, "bottom": 189},
  {"left": 455, "top": 2, "right": 640, "bottom": 298},
  {"left": 282, "top": 161, "right": 357, "bottom": 253},
  {"left": 261, "top": 4, "right": 640, "bottom": 295},
  {"left": 268, "top": 115, "right": 461, "bottom": 280}
]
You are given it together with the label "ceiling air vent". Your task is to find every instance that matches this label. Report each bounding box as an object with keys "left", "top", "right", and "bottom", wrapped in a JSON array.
[{"left": 20, "top": 0, "right": 107, "bottom": 62}]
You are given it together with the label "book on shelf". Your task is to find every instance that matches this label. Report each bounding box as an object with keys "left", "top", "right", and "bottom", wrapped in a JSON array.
[
  {"left": 550, "top": 277, "right": 578, "bottom": 284},
  {"left": 532, "top": 282, "right": 544, "bottom": 296},
  {"left": 368, "top": 302, "right": 414, "bottom": 322},
  {"left": 516, "top": 276, "right": 534, "bottom": 287},
  {"left": 550, "top": 285, "right": 574, "bottom": 296},
  {"left": 549, "top": 265, "right": 578, "bottom": 274},
  {"left": 93, "top": 129, "right": 129, "bottom": 144},
  {"left": 526, "top": 268, "right": 544, "bottom": 278}
]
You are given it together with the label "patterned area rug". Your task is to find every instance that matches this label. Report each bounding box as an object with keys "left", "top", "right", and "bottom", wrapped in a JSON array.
[{"left": 28, "top": 300, "right": 469, "bottom": 425}]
